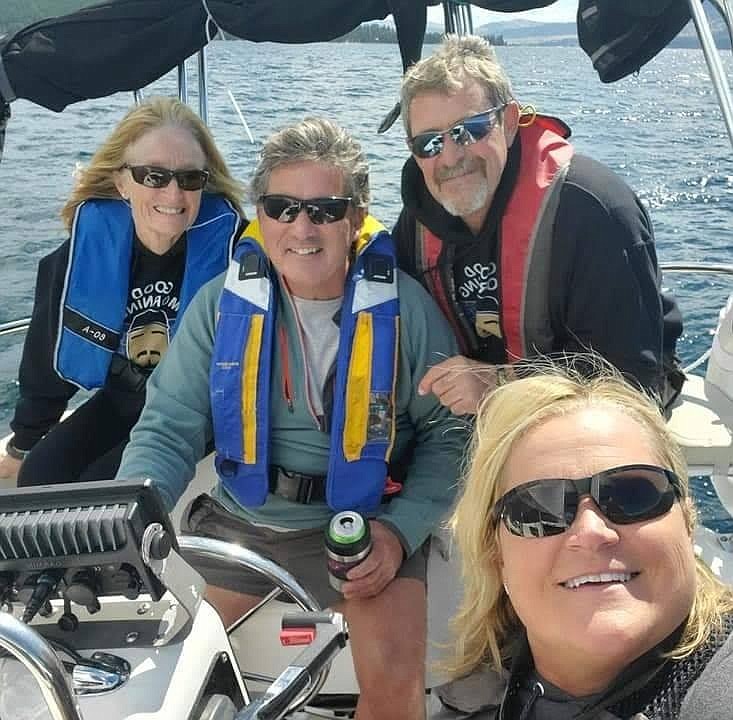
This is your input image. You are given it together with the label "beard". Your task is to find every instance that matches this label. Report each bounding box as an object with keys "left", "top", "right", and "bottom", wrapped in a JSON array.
[{"left": 435, "top": 159, "right": 491, "bottom": 218}]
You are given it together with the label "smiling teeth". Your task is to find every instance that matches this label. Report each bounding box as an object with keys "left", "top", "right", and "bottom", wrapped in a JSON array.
[
  {"left": 563, "top": 572, "right": 633, "bottom": 589},
  {"left": 155, "top": 206, "right": 184, "bottom": 215},
  {"left": 290, "top": 247, "right": 320, "bottom": 255}
]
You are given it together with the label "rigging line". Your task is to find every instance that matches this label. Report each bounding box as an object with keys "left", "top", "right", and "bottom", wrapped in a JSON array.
[
  {"left": 198, "top": 0, "right": 253, "bottom": 143},
  {"left": 201, "top": 0, "right": 226, "bottom": 43},
  {"left": 228, "top": 89, "right": 255, "bottom": 144}
]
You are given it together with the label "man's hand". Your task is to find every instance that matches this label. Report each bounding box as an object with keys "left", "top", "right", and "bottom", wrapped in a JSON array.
[
  {"left": 340, "top": 521, "right": 404, "bottom": 600},
  {"left": 0, "top": 451, "right": 22, "bottom": 482},
  {"left": 419, "top": 355, "right": 498, "bottom": 415}
]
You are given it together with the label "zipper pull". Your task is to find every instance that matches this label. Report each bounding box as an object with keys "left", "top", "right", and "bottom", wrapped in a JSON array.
[{"left": 518, "top": 681, "right": 544, "bottom": 720}]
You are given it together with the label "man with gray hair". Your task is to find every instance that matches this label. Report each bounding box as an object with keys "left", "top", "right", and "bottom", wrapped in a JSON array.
[
  {"left": 117, "top": 116, "right": 467, "bottom": 719},
  {"left": 394, "top": 34, "right": 684, "bottom": 413}
]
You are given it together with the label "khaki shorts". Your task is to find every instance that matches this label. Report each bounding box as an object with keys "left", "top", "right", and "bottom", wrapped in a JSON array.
[{"left": 181, "top": 494, "right": 429, "bottom": 609}]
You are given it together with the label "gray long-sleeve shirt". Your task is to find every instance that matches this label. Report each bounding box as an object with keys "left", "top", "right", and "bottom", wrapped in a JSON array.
[{"left": 117, "top": 267, "right": 468, "bottom": 555}]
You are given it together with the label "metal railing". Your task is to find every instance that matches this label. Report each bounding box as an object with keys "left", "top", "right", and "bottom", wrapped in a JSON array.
[
  {"left": 0, "top": 613, "right": 83, "bottom": 720},
  {"left": 0, "top": 537, "right": 328, "bottom": 720},
  {"left": 1, "top": 264, "right": 729, "bottom": 341}
]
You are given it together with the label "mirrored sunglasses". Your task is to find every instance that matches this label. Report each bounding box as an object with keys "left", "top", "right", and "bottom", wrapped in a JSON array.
[
  {"left": 122, "top": 164, "right": 209, "bottom": 191},
  {"left": 493, "top": 464, "right": 682, "bottom": 538},
  {"left": 407, "top": 105, "right": 506, "bottom": 159},
  {"left": 259, "top": 194, "right": 352, "bottom": 225}
]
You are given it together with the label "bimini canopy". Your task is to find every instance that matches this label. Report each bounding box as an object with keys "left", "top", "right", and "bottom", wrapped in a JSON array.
[{"left": 0, "top": 0, "right": 692, "bottom": 114}]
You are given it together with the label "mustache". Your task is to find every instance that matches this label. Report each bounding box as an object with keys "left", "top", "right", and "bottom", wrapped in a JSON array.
[{"left": 435, "top": 159, "right": 479, "bottom": 182}]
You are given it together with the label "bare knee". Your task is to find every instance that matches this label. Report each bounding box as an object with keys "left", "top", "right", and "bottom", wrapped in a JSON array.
[{"left": 205, "top": 584, "right": 262, "bottom": 628}]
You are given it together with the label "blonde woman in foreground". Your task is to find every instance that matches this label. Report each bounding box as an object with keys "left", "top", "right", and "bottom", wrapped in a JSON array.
[{"left": 449, "top": 361, "right": 733, "bottom": 719}]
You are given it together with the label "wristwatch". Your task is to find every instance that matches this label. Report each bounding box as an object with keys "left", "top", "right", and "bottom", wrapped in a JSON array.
[
  {"left": 495, "top": 365, "right": 512, "bottom": 387},
  {"left": 5, "top": 439, "right": 30, "bottom": 461}
]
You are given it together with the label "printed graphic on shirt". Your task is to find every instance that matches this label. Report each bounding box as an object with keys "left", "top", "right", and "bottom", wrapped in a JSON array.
[
  {"left": 121, "top": 279, "right": 180, "bottom": 367},
  {"left": 455, "top": 261, "right": 502, "bottom": 340},
  {"left": 126, "top": 309, "right": 170, "bottom": 368}
]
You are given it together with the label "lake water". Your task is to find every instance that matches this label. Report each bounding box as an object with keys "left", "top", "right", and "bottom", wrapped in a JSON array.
[{"left": 0, "top": 41, "right": 731, "bottom": 526}]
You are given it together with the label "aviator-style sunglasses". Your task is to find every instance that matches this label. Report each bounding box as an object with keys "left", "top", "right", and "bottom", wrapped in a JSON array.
[
  {"left": 122, "top": 164, "right": 209, "bottom": 191},
  {"left": 493, "top": 464, "right": 682, "bottom": 538},
  {"left": 259, "top": 194, "right": 352, "bottom": 225},
  {"left": 407, "top": 105, "right": 507, "bottom": 159}
]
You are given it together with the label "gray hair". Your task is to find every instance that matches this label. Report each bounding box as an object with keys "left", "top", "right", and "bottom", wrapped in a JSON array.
[
  {"left": 401, "top": 34, "right": 514, "bottom": 136},
  {"left": 249, "top": 117, "right": 370, "bottom": 208}
]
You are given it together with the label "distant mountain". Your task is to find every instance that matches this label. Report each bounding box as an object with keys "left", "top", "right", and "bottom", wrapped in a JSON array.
[
  {"left": 475, "top": 20, "right": 577, "bottom": 47},
  {"left": 476, "top": 9, "right": 731, "bottom": 49}
]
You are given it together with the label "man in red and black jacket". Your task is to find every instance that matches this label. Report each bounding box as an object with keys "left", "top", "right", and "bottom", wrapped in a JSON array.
[{"left": 393, "top": 34, "right": 684, "bottom": 415}]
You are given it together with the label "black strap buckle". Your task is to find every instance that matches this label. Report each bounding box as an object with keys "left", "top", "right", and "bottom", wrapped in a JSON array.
[{"left": 269, "top": 466, "right": 326, "bottom": 504}]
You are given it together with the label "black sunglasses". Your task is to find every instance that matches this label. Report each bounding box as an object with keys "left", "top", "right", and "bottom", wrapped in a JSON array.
[
  {"left": 122, "top": 164, "right": 209, "bottom": 191},
  {"left": 259, "top": 194, "right": 352, "bottom": 225},
  {"left": 493, "top": 464, "right": 682, "bottom": 538},
  {"left": 407, "top": 105, "right": 506, "bottom": 159}
]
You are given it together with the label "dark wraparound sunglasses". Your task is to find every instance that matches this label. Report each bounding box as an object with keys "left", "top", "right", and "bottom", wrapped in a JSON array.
[
  {"left": 493, "top": 464, "right": 682, "bottom": 538},
  {"left": 407, "top": 105, "right": 507, "bottom": 159},
  {"left": 259, "top": 194, "right": 352, "bottom": 225},
  {"left": 122, "top": 164, "right": 209, "bottom": 191}
]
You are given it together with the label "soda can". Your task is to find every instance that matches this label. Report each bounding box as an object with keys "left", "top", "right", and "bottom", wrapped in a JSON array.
[{"left": 325, "top": 511, "right": 372, "bottom": 592}]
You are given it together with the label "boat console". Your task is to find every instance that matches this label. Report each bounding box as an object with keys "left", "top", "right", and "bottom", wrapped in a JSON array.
[
  {"left": 0, "top": 479, "right": 204, "bottom": 650},
  {"left": 0, "top": 480, "right": 346, "bottom": 720}
]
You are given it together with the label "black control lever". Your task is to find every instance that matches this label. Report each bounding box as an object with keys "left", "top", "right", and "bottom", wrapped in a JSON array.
[{"left": 235, "top": 610, "right": 348, "bottom": 720}]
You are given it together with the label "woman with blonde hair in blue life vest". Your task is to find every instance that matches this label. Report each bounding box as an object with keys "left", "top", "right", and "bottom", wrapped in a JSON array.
[{"left": 0, "top": 96, "right": 244, "bottom": 487}]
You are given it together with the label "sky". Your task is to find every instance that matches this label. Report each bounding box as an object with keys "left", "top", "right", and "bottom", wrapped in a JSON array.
[{"left": 426, "top": 0, "right": 577, "bottom": 26}]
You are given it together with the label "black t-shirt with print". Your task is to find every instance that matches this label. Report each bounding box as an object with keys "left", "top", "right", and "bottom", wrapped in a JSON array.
[
  {"left": 121, "top": 233, "right": 186, "bottom": 370},
  {"left": 451, "top": 139, "right": 520, "bottom": 364}
]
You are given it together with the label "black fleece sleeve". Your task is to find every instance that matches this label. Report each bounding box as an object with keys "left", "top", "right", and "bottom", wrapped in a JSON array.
[
  {"left": 549, "top": 156, "right": 665, "bottom": 395},
  {"left": 10, "top": 241, "right": 78, "bottom": 450}
]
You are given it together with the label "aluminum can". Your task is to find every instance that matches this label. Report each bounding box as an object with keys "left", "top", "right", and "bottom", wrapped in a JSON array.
[{"left": 325, "top": 511, "right": 372, "bottom": 592}]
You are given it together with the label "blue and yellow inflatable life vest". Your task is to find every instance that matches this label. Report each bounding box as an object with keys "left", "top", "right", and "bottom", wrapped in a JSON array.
[
  {"left": 210, "top": 216, "right": 400, "bottom": 513},
  {"left": 53, "top": 196, "right": 240, "bottom": 390}
]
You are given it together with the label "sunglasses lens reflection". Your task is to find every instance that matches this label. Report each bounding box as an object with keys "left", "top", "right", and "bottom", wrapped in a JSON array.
[
  {"left": 261, "top": 196, "right": 351, "bottom": 225},
  {"left": 126, "top": 165, "right": 208, "bottom": 191},
  {"left": 410, "top": 108, "right": 501, "bottom": 159},
  {"left": 498, "top": 466, "right": 679, "bottom": 538}
]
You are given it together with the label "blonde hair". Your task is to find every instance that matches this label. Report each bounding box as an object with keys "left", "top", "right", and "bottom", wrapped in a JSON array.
[
  {"left": 249, "top": 116, "right": 370, "bottom": 209},
  {"left": 448, "top": 358, "right": 733, "bottom": 679},
  {"left": 400, "top": 34, "right": 514, "bottom": 136},
  {"left": 61, "top": 96, "right": 244, "bottom": 231}
]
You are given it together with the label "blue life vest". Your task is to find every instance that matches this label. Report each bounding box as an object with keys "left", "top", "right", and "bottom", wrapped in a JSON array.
[
  {"left": 210, "top": 216, "right": 400, "bottom": 513},
  {"left": 54, "top": 196, "right": 239, "bottom": 390}
]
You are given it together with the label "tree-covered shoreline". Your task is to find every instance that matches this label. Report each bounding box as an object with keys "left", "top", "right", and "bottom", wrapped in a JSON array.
[{"left": 334, "top": 24, "right": 506, "bottom": 46}]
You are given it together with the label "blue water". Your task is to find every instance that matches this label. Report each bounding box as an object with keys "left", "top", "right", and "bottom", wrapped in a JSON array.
[{"left": 0, "top": 42, "right": 731, "bottom": 526}]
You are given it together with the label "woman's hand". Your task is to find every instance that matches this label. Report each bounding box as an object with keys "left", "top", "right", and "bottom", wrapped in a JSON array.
[{"left": 0, "top": 451, "right": 22, "bottom": 482}]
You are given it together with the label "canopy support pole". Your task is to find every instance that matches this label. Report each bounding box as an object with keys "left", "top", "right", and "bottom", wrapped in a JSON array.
[
  {"left": 178, "top": 61, "right": 189, "bottom": 105},
  {"left": 198, "top": 47, "right": 209, "bottom": 126},
  {"left": 443, "top": 1, "right": 474, "bottom": 36},
  {"left": 688, "top": 0, "right": 733, "bottom": 148}
]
